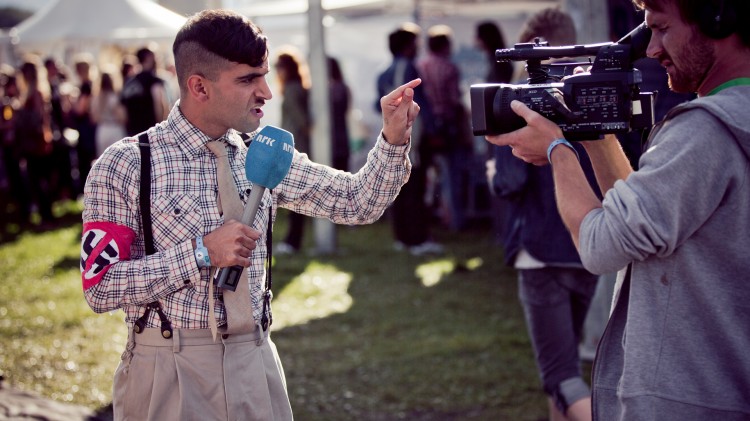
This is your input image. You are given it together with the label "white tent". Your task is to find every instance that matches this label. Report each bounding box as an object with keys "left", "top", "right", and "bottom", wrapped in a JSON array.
[{"left": 10, "top": 0, "right": 186, "bottom": 52}]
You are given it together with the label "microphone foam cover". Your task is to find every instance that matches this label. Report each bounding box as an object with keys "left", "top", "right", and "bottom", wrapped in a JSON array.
[{"left": 245, "top": 125, "right": 295, "bottom": 189}]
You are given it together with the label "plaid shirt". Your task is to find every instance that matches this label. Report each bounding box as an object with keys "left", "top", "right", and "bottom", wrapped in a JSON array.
[{"left": 82, "top": 103, "right": 411, "bottom": 330}]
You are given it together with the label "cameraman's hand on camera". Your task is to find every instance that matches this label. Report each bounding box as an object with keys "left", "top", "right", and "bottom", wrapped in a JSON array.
[
  {"left": 381, "top": 79, "right": 421, "bottom": 146},
  {"left": 485, "top": 100, "right": 565, "bottom": 166},
  {"left": 202, "top": 220, "right": 261, "bottom": 268}
]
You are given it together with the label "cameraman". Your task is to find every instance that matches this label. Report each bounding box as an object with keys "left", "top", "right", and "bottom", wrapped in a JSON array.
[{"left": 486, "top": 0, "right": 750, "bottom": 419}]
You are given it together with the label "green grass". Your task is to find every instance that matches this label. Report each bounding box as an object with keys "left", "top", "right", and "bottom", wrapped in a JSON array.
[
  {"left": 1, "top": 203, "right": 552, "bottom": 420},
  {"left": 0, "top": 202, "right": 126, "bottom": 409}
]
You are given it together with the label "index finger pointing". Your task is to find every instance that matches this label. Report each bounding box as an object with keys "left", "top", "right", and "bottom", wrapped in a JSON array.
[{"left": 384, "top": 79, "right": 421, "bottom": 103}]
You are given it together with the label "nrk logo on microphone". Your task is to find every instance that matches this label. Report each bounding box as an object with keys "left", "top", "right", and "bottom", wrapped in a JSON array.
[
  {"left": 246, "top": 125, "right": 295, "bottom": 189},
  {"left": 255, "top": 132, "right": 295, "bottom": 154}
]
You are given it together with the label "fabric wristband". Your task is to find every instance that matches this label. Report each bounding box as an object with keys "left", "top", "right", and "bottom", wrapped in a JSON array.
[
  {"left": 194, "top": 236, "right": 211, "bottom": 268},
  {"left": 547, "top": 138, "right": 579, "bottom": 164}
]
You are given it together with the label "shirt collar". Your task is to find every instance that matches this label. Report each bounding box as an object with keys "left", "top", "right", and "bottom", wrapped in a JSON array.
[{"left": 165, "top": 101, "right": 248, "bottom": 160}]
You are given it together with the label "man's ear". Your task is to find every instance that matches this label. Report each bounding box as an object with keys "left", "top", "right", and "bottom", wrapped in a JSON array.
[{"left": 186, "top": 74, "right": 210, "bottom": 102}]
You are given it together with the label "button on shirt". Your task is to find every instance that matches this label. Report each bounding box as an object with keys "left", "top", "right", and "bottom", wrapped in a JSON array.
[{"left": 82, "top": 103, "right": 411, "bottom": 330}]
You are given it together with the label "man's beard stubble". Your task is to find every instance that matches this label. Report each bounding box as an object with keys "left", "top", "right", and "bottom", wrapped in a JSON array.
[{"left": 665, "top": 29, "right": 715, "bottom": 93}]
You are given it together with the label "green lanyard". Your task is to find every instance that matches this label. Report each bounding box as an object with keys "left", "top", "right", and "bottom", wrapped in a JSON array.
[{"left": 707, "top": 77, "right": 750, "bottom": 96}]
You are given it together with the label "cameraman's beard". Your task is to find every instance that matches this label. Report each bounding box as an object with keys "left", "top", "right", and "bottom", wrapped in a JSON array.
[{"left": 665, "top": 31, "right": 715, "bottom": 94}]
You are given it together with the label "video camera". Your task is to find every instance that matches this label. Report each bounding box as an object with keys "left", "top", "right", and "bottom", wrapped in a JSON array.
[{"left": 470, "top": 23, "right": 655, "bottom": 140}]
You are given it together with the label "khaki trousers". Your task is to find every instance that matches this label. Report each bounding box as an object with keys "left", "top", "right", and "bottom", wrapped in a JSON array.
[{"left": 113, "top": 327, "right": 293, "bottom": 421}]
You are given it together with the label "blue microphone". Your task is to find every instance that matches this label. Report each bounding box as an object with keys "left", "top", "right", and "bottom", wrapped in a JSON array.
[{"left": 215, "top": 126, "right": 295, "bottom": 291}]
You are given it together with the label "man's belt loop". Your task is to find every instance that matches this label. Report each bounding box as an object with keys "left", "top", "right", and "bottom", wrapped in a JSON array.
[{"left": 172, "top": 328, "right": 181, "bottom": 353}]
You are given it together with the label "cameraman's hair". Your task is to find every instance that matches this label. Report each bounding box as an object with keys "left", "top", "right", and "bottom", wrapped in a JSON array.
[
  {"left": 631, "top": 0, "right": 749, "bottom": 46},
  {"left": 173, "top": 9, "right": 268, "bottom": 93},
  {"left": 388, "top": 23, "right": 420, "bottom": 56},
  {"left": 518, "top": 7, "right": 577, "bottom": 46}
]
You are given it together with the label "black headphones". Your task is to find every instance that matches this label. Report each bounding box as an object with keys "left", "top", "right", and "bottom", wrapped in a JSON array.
[{"left": 697, "top": 0, "right": 738, "bottom": 39}]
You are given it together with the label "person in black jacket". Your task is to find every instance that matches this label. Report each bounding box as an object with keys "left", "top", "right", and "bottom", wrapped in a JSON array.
[
  {"left": 120, "top": 47, "right": 170, "bottom": 136},
  {"left": 488, "top": 8, "right": 599, "bottom": 421}
]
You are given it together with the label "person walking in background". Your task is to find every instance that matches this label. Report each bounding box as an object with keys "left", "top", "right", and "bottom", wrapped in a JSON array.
[
  {"left": 475, "top": 21, "right": 514, "bottom": 85},
  {"left": 91, "top": 70, "right": 126, "bottom": 157},
  {"left": 81, "top": 9, "right": 419, "bottom": 419},
  {"left": 71, "top": 55, "right": 97, "bottom": 188},
  {"left": 0, "top": 67, "right": 30, "bottom": 225},
  {"left": 44, "top": 57, "right": 75, "bottom": 200},
  {"left": 377, "top": 23, "right": 443, "bottom": 256},
  {"left": 487, "top": 8, "right": 598, "bottom": 421},
  {"left": 119, "top": 55, "right": 137, "bottom": 87},
  {"left": 16, "top": 58, "right": 55, "bottom": 227},
  {"left": 120, "top": 46, "right": 170, "bottom": 136},
  {"left": 328, "top": 56, "right": 351, "bottom": 172},
  {"left": 274, "top": 47, "right": 312, "bottom": 255},
  {"left": 418, "top": 24, "right": 472, "bottom": 232},
  {"left": 475, "top": 20, "right": 515, "bottom": 246}
]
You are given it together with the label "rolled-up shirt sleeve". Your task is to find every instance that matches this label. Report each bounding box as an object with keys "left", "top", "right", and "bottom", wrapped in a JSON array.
[{"left": 276, "top": 132, "right": 411, "bottom": 225}]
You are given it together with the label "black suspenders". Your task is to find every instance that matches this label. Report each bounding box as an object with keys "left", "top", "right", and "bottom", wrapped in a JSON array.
[{"left": 133, "top": 132, "right": 173, "bottom": 339}]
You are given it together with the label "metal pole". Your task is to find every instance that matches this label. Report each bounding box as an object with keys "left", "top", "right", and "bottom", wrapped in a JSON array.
[{"left": 307, "top": 0, "right": 336, "bottom": 254}]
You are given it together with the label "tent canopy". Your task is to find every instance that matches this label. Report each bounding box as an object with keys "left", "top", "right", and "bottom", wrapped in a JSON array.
[{"left": 11, "top": 0, "right": 186, "bottom": 50}]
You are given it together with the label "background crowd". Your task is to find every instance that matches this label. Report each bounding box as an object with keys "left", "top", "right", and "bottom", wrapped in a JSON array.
[
  {"left": 0, "top": 46, "right": 175, "bottom": 229},
  {"left": 0, "top": 16, "right": 510, "bottom": 250}
]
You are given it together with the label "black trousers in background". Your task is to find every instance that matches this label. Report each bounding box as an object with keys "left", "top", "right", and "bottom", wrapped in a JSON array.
[
  {"left": 392, "top": 166, "right": 429, "bottom": 247},
  {"left": 283, "top": 210, "right": 306, "bottom": 251},
  {"left": 26, "top": 154, "right": 55, "bottom": 222}
]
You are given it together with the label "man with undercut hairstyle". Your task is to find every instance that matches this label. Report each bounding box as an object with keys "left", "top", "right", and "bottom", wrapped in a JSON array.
[
  {"left": 485, "top": 0, "right": 750, "bottom": 419},
  {"left": 82, "top": 9, "right": 421, "bottom": 420}
]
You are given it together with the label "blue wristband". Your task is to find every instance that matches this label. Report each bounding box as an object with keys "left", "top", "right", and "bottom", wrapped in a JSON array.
[
  {"left": 194, "top": 236, "right": 211, "bottom": 268},
  {"left": 547, "top": 138, "right": 579, "bottom": 164}
]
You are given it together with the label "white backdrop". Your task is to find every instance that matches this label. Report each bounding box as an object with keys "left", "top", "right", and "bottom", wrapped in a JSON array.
[{"left": 10, "top": 0, "right": 186, "bottom": 56}]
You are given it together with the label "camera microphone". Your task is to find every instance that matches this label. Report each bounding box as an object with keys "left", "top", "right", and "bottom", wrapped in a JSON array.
[{"left": 496, "top": 41, "right": 607, "bottom": 63}]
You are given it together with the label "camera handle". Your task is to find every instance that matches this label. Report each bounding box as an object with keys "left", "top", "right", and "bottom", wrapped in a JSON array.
[{"left": 526, "top": 59, "right": 549, "bottom": 84}]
